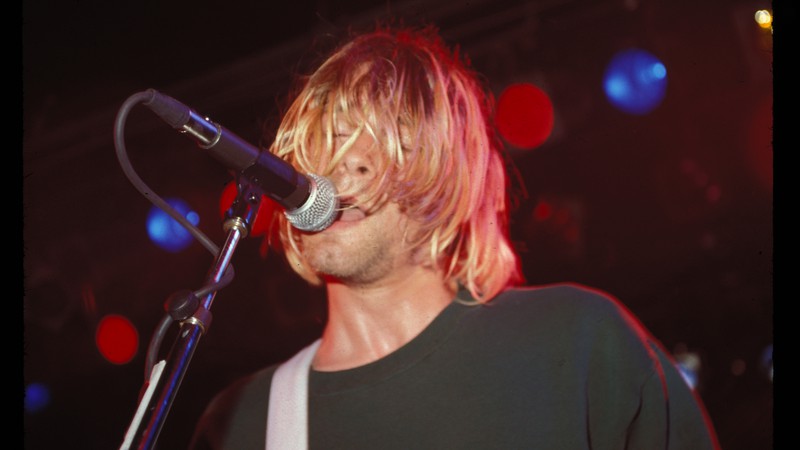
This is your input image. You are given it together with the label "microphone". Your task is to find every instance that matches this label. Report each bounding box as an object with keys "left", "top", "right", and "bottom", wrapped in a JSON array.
[{"left": 141, "top": 89, "right": 339, "bottom": 232}]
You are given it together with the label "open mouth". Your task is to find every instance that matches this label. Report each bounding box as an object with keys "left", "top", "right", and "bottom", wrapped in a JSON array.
[{"left": 337, "top": 198, "right": 367, "bottom": 222}]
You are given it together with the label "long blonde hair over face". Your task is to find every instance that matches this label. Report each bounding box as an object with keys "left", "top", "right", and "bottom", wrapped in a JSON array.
[{"left": 267, "top": 25, "right": 524, "bottom": 302}]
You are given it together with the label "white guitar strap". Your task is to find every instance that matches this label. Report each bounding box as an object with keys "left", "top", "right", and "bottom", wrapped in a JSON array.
[{"left": 266, "top": 339, "right": 322, "bottom": 450}]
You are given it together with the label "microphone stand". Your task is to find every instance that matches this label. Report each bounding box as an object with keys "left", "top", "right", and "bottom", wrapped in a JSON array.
[{"left": 120, "top": 176, "right": 264, "bottom": 450}]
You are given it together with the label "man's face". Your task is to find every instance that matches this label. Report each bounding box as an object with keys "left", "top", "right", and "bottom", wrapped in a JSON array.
[{"left": 298, "top": 124, "right": 421, "bottom": 287}]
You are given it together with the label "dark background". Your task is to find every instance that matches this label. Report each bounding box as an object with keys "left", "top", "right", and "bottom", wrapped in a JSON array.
[{"left": 23, "top": 0, "right": 774, "bottom": 448}]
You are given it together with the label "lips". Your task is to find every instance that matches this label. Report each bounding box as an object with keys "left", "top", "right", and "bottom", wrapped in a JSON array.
[
  {"left": 337, "top": 198, "right": 367, "bottom": 223},
  {"left": 339, "top": 203, "right": 367, "bottom": 222}
]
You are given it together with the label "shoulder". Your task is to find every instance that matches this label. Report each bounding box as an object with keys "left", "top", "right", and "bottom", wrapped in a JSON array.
[
  {"left": 490, "top": 283, "right": 666, "bottom": 381},
  {"left": 477, "top": 283, "right": 658, "bottom": 362},
  {"left": 485, "top": 282, "right": 641, "bottom": 329},
  {"left": 209, "top": 364, "right": 278, "bottom": 411},
  {"left": 189, "top": 364, "right": 279, "bottom": 449},
  {"left": 493, "top": 282, "right": 619, "bottom": 305}
]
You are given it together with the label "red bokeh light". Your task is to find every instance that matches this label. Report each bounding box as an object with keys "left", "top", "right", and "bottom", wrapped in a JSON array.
[
  {"left": 533, "top": 201, "right": 553, "bottom": 221},
  {"left": 95, "top": 314, "right": 139, "bottom": 365},
  {"left": 495, "top": 83, "right": 555, "bottom": 150}
]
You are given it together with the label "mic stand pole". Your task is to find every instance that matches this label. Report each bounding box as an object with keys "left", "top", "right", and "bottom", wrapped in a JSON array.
[{"left": 121, "top": 178, "right": 262, "bottom": 450}]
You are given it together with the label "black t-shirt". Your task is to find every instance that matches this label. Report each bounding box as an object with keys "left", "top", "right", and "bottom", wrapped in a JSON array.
[{"left": 190, "top": 284, "right": 719, "bottom": 449}]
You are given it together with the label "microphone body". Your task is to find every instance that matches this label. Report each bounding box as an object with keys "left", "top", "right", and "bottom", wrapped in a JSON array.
[{"left": 142, "top": 89, "right": 338, "bottom": 232}]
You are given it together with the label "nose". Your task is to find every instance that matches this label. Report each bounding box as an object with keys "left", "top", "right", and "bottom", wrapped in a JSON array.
[{"left": 330, "top": 144, "right": 376, "bottom": 194}]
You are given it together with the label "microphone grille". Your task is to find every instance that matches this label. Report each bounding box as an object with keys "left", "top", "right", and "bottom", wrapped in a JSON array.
[{"left": 285, "top": 173, "right": 339, "bottom": 232}]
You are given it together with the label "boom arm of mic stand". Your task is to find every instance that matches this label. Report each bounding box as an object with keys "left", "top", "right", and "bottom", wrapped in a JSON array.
[{"left": 121, "top": 182, "right": 261, "bottom": 449}]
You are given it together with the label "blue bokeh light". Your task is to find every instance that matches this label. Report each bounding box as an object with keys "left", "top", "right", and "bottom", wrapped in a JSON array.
[
  {"left": 603, "top": 48, "right": 668, "bottom": 115},
  {"left": 677, "top": 363, "right": 699, "bottom": 390},
  {"left": 674, "top": 351, "right": 701, "bottom": 390},
  {"left": 146, "top": 198, "right": 200, "bottom": 253},
  {"left": 25, "top": 382, "right": 51, "bottom": 414}
]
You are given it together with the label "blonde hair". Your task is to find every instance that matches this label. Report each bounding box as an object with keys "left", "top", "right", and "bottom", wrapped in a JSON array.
[{"left": 266, "top": 25, "right": 523, "bottom": 302}]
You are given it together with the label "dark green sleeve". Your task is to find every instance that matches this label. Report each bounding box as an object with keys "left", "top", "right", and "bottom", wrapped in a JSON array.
[
  {"left": 188, "top": 366, "right": 277, "bottom": 450},
  {"left": 649, "top": 342, "right": 721, "bottom": 450},
  {"left": 578, "top": 289, "right": 720, "bottom": 450},
  {"left": 611, "top": 327, "right": 720, "bottom": 449}
]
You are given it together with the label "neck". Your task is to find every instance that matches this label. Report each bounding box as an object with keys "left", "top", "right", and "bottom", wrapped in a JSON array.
[{"left": 312, "top": 266, "right": 455, "bottom": 371}]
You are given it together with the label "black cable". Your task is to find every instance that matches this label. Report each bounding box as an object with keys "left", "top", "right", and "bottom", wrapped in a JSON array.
[
  {"left": 114, "top": 91, "right": 238, "bottom": 382},
  {"left": 143, "top": 314, "right": 173, "bottom": 382},
  {"left": 113, "top": 91, "right": 222, "bottom": 256}
]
